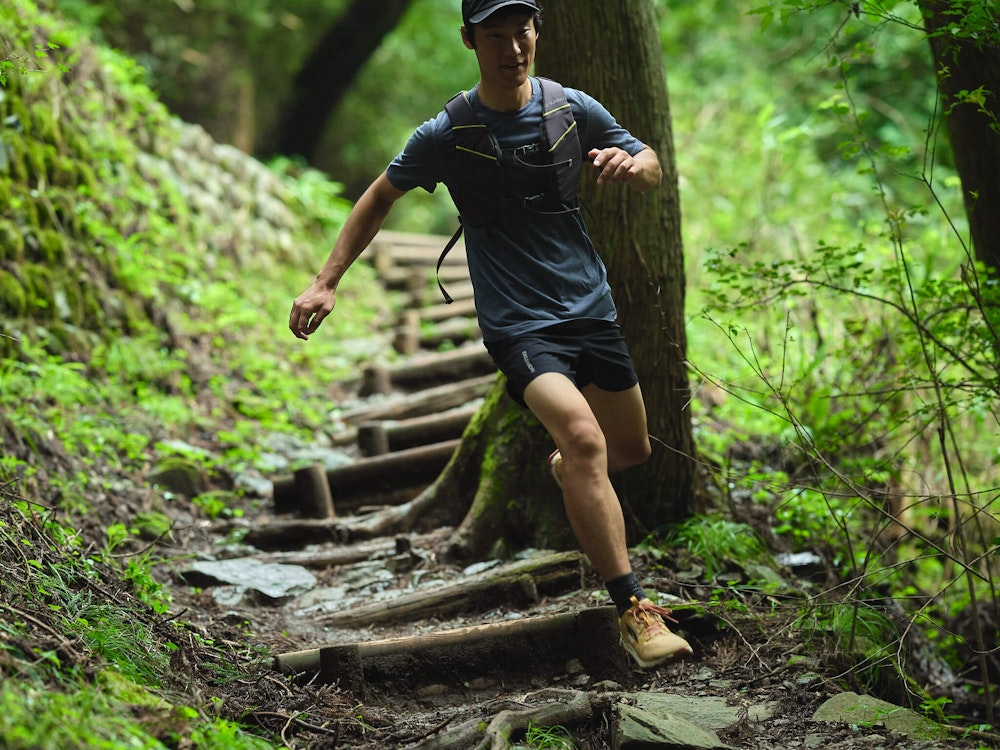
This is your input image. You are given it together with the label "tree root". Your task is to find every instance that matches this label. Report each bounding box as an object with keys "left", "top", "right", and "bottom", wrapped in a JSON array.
[{"left": 404, "top": 689, "right": 591, "bottom": 750}]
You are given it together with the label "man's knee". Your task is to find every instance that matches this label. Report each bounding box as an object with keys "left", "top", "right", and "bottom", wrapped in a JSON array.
[
  {"left": 560, "top": 418, "right": 608, "bottom": 462},
  {"left": 610, "top": 435, "right": 651, "bottom": 472}
]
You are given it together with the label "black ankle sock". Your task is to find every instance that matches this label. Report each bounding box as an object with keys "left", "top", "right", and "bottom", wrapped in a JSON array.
[{"left": 606, "top": 572, "right": 646, "bottom": 615}]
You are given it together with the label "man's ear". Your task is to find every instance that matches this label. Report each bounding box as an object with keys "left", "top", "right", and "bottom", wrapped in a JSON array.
[{"left": 461, "top": 25, "right": 475, "bottom": 49}]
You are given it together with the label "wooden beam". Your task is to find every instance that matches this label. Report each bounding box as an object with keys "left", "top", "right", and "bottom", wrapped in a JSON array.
[
  {"left": 274, "top": 604, "right": 630, "bottom": 696},
  {"left": 357, "top": 404, "right": 476, "bottom": 456},
  {"left": 337, "top": 373, "right": 496, "bottom": 423},
  {"left": 317, "top": 550, "right": 585, "bottom": 628}
]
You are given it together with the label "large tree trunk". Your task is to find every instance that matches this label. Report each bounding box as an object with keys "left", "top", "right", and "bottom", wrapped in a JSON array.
[
  {"left": 261, "top": 0, "right": 413, "bottom": 161},
  {"left": 920, "top": 0, "right": 1000, "bottom": 271},
  {"left": 537, "top": 0, "right": 699, "bottom": 530}
]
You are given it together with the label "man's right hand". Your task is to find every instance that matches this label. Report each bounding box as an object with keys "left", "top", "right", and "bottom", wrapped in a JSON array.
[{"left": 289, "top": 283, "right": 335, "bottom": 341}]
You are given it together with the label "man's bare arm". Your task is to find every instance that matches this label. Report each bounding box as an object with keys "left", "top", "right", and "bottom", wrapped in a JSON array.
[{"left": 290, "top": 172, "right": 407, "bottom": 340}]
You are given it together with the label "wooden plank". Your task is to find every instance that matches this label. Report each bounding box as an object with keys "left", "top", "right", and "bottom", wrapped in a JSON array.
[
  {"left": 327, "top": 439, "right": 459, "bottom": 494},
  {"left": 254, "top": 529, "right": 451, "bottom": 568},
  {"left": 337, "top": 373, "right": 496, "bottom": 423},
  {"left": 420, "top": 297, "right": 478, "bottom": 323},
  {"left": 384, "top": 344, "right": 494, "bottom": 390},
  {"left": 316, "top": 550, "right": 585, "bottom": 628},
  {"left": 372, "top": 229, "right": 464, "bottom": 250},
  {"left": 381, "top": 264, "right": 469, "bottom": 290},
  {"left": 358, "top": 403, "right": 477, "bottom": 456},
  {"left": 271, "top": 440, "right": 459, "bottom": 519},
  {"left": 427, "top": 279, "right": 475, "bottom": 304},
  {"left": 420, "top": 317, "right": 481, "bottom": 350},
  {"left": 273, "top": 604, "right": 629, "bottom": 694}
]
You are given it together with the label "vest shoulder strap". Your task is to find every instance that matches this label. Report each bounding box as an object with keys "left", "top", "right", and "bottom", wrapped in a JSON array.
[
  {"left": 537, "top": 77, "right": 581, "bottom": 205},
  {"left": 444, "top": 91, "right": 497, "bottom": 163}
]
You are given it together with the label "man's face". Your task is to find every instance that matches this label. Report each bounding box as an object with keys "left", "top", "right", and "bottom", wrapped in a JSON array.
[{"left": 465, "top": 13, "right": 537, "bottom": 91}]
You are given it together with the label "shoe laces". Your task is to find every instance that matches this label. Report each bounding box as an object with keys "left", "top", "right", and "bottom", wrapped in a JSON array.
[{"left": 630, "top": 600, "right": 679, "bottom": 637}]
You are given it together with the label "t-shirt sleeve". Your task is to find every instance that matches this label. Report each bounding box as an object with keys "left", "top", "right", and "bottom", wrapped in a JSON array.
[
  {"left": 570, "top": 89, "right": 646, "bottom": 156},
  {"left": 385, "top": 113, "right": 449, "bottom": 194}
]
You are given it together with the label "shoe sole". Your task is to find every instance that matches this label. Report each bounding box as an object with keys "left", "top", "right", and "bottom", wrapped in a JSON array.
[{"left": 547, "top": 450, "right": 562, "bottom": 489}]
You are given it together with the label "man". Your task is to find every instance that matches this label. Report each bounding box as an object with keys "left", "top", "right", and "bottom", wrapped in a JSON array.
[{"left": 289, "top": 0, "right": 693, "bottom": 668}]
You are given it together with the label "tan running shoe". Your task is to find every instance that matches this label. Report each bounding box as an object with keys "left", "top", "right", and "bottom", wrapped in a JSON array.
[
  {"left": 548, "top": 449, "right": 563, "bottom": 488},
  {"left": 619, "top": 595, "right": 694, "bottom": 668}
]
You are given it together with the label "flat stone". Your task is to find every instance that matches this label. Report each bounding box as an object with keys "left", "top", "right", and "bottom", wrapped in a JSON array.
[
  {"left": 631, "top": 693, "right": 777, "bottom": 730},
  {"left": 613, "top": 704, "right": 734, "bottom": 749},
  {"left": 184, "top": 558, "right": 317, "bottom": 601},
  {"left": 812, "top": 692, "right": 949, "bottom": 741}
]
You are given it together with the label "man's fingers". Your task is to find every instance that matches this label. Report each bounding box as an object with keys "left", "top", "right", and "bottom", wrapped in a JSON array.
[
  {"left": 289, "top": 294, "right": 334, "bottom": 340},
  {"left": 589, "top": 148, "right": 634, "bottom": 185}
]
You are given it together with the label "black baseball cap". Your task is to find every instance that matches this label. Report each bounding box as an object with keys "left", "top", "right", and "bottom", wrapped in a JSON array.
[{"left": 462, "top": 0, "right": 540, "bottom": 25}]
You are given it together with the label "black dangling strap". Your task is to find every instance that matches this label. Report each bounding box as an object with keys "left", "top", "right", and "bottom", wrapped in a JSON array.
[{"left": 436, "top": 219, "right": 464, "bottom": 304}]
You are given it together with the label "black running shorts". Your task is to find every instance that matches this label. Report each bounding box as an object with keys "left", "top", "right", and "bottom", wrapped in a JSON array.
[{"left": 484, "top": 319, "right": 639, "bottom": 407}]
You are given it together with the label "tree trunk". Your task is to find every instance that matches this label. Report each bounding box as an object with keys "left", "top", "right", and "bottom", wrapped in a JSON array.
[
  {"left": 261, "top": 0, "right": 413, "bottom": 161},
  {"left": 920, "top": 0, "right": 1000, "bottom": 271},
  {"left": 536, "top": 0, "right": 699, "bottom": 530}
]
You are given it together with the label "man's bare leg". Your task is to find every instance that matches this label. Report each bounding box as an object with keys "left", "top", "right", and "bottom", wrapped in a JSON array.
[
  {"left": 523, "top": 372, "right": 631, "bottom": 581},
  {"left": 581, "top": 383, "right": 651, "bottom": 472}
]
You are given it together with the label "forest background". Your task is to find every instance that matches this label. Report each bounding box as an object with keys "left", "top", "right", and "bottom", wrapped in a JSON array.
[{"left": 1, "top": 0, "right": 998, "bottom": 747}]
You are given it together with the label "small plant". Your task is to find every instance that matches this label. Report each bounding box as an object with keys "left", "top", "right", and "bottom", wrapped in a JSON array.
[
  {"left": 656, "top": 515, "right": 769, "bottom": 580},
  {"left": 517, "top": 723, "right": 577, "bottom": 750}
]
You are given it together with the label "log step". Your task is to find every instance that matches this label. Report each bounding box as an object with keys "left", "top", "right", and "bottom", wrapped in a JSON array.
[
  {"left": 272, "top": 439, "right": 460, "bottom": 515},
  {"left": 274, "top": 605, "right": 628, "bottom": 697},
  {"left": 338, "top": 373, "right": 496, "bottom": 424},
  {"left": 357, "top": 404, "right": 477, "bottom": 456},
  {"left": 361, "top": 344, "right": 495, "bottom": 395},
  {"left": 316, "top": 550, "right": 585, "bottom": 628}
]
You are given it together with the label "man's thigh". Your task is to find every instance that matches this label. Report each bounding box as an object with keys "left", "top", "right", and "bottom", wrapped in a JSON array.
[{"left": 582, "top": 383, "right": 650, "bottom": 470}]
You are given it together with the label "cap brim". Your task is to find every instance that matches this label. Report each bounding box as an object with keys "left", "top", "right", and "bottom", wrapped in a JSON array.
[{"left": 468, "top": 1, "right": 537, "bottom": 23}]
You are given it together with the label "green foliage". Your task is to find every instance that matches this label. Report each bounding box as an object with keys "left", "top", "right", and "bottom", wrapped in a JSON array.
[
  {"left": 516, "top": 723, "right": 577, "bottom": 749},
  {"left": 655, "top": 516, "right": 770, "bottom": 580},
  {"left": 0, "top": 677, "right": 273, "bottom": 750},
  {"left": 688, "top": 0, "right": 1000, "bottom": 716},
  {"left": 0, "top": 498, "right": 274, "bottom": 749},
  {"left": 795, "top": 598, "right": 902, "bottom": 692}
]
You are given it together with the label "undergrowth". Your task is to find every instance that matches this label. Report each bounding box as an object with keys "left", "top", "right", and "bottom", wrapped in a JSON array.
[
  {"left": 0, "top": 485, "right": 277, "bottom": 749},
  {"left": 665, "top": 0, "right": 999, "bottom": 728}
]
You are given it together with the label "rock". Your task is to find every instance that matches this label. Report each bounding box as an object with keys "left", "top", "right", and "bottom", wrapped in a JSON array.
[
  {"left": 183, "top": 558, "right": 317, "bottom": 602},
  {"left": 613, "top": 703, "right": 734, "bottom": 749},
  {"left": 812, "top": 691, "right": 949, "bottom": 741},
  {"left": 149, "top": 457, "right": 207, "bottom": 498},
  {"left": 629, "top": 693, "right": 777, "bottom": 730}
]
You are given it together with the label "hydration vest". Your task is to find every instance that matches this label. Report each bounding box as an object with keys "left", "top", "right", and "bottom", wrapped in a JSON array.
[{"left": 435, "top": 77, "right": 582, "bottom": 303}]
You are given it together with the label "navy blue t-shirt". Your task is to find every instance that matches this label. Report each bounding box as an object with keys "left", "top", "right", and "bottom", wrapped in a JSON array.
[{"left": 386, "top": 77, "right": 645, "bottom": 341}]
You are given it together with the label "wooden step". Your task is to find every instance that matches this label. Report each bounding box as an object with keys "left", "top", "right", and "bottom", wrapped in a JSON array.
[{"left": 274, "top": 603, "right": 628, "bottom": 697}]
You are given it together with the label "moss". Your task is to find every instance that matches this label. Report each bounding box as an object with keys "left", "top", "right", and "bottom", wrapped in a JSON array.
[
  {"left": 79, "top": 280, "right": 107, "bottom": 328},
  {"left": 25, "top": 137, "right": 56, "bottom": 181},
  {"left": 0, "top": 268, "right": 28, "bottom": 316},
  {"left": 55, "top": 277, "right": 86, "bottom": 324},
  {"left": 0, "top": 219, "right": 25, "bottom": 262},
  {"left": 35, "top": 228, "right": 67, "bottom": 264},
  {"left": 52, "top": 154, "right": 77, "bottom": 188},
  {"left": 17, "top": 262, "right": 56, "bottom": 320}
]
